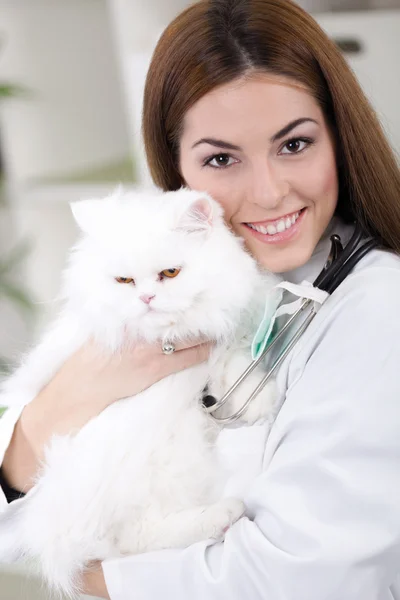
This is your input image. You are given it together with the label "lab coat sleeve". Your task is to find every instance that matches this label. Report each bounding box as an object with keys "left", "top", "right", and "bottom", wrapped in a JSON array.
[
  {"left": 0, "top": 405, "right": 25, "bottom": 511},
  {"left": 102, "top": 268, "right": 400, "bottom": 600}
]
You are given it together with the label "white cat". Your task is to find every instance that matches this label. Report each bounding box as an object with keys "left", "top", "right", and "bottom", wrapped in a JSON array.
[{"left": 0, "top": 187, "right": 278, "bottom": 598}]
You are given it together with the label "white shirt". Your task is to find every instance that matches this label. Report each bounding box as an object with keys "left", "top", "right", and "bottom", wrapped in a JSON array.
[{"left": 1, "top": 219, "right": 400, "bottom": 600}]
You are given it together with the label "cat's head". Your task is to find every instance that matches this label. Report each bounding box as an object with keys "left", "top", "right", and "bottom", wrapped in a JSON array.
[{"left": 64, "top": 187, "right": 263, "bottom": 348}]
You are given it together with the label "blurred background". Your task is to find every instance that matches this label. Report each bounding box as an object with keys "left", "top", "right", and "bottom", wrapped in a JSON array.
[{"left": 0, "top": 0, "right": 399, "bottom": 598}]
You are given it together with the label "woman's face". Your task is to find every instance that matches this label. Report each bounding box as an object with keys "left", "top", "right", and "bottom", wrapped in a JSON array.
[{"left": 179, "top": 74, "right": 338, "bottom": 273}]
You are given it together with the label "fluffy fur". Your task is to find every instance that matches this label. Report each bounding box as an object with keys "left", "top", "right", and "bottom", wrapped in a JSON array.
[{"left": 0, "top": 187, "right": 278, "bottom": 598}]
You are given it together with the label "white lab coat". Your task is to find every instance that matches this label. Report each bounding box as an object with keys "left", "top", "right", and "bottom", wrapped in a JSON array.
[{"left": 1, "top": 218, "right": 400, "bottom": 600}]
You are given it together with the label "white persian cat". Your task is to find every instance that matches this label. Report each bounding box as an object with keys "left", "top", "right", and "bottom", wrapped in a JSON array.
[{"left": 0, "top": 187, "right": 278, "bottom": 598}]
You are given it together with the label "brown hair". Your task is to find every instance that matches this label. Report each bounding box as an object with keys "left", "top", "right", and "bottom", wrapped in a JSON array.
[{"left": 143, "top": 0, "right": 400, "bottom": 252}]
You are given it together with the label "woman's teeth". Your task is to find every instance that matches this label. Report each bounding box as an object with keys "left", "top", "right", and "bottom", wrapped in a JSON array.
[{"left": 247, "top": 211, "right": 301, "bottom": 235}]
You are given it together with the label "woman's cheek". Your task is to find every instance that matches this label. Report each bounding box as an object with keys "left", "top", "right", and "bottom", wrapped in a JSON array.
[{"left": 300, "top": 154, "right": 338, "bottom": 208}]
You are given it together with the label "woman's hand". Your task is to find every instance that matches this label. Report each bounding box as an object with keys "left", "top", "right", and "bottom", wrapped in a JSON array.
[{"left": 2, "top": 338, "right": 212, "bottom": 492}]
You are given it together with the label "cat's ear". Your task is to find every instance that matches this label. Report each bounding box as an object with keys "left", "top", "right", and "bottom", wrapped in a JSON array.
[
  {"left": 176, "top": 198, "right": 214, "bottom": 234},
  {"left": 70, "top": 197, "right": 112, "bottom": 236}
]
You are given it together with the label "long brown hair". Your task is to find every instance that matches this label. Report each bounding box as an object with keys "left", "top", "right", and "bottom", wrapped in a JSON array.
[{"left": 143, "top": 0, "right": 400, "bottom": 252}]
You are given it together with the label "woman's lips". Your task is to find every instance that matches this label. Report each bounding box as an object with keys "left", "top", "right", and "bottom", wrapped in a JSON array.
[{"left": 243, "top": 208, "right": 307, "bottom": 244}]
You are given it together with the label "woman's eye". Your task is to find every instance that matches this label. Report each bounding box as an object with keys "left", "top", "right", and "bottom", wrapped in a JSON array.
[
  {"left": 280, "top": 138, "right": 312, "bottom": 155},
  {"left": 204, "top": 153, "right": 236, "bottom": 169},
  {"left": 159, "top": 268, "right": 181, "bottom": 279},
  {"left": 115, "top": 277, "right": 134, "bottom": 284}
]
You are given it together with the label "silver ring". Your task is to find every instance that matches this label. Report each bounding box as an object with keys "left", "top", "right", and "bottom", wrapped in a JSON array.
[{"left": 162, "top": 342, "right": 176, "bottom": 355}]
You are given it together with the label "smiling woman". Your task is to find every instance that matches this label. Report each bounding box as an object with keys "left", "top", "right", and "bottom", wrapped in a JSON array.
[{"left": 2, "top": 1, "right": 400, "bottom": 600}]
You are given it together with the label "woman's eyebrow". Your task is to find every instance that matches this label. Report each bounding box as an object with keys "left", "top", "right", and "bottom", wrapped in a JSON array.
[
  {"left": 191, "top": 138, "right": 242, "bottom": 151},
  {"left": 271, "top": 117, "right": 318, "bottom": 142},
  {"left": 191, "top": 117, "right": 318, "bottom": 150}
]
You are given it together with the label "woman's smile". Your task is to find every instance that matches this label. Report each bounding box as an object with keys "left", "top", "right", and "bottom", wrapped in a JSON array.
[{"left": 243, "top": 207, "right": 307, "bottom": 245}]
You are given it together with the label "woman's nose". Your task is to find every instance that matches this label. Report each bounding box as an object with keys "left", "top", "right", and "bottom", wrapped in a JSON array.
[{"left": 247, "top": 163, "right": 289, "bottom": 209}]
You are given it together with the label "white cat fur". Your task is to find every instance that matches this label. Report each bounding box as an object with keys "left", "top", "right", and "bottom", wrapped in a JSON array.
[{"left": 0, "top": 187, "right": 278, "bottom": 598}]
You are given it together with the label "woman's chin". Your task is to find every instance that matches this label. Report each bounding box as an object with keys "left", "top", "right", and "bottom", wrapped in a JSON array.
[{"left": 254, "top": 247, "right": 313, "bottom": 274}]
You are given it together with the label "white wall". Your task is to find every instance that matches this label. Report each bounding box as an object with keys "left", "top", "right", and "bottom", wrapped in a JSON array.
[
  {"left": 107, "top": 0, "right": 190, "bottom": 54},
  {"left": 316, "top": 10, "right": 400, "bottom": 156},
  {"left": 0, "top": 0, "right": 130, "bottom": 183},
  {"left": 107, "top": 0, "right": 193, "bottom": 187}
]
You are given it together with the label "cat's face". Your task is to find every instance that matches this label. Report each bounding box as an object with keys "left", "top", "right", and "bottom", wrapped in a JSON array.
[{"left": 65, "top": 188, "right": 261, "bottom": 345}]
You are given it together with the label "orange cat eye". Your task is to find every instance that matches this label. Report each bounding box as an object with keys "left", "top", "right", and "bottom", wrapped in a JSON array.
[
  {"left": 115, "top": 277, "right": 134, "bottom": 284},
  {"left": 159, "top": 268, "right": 181, "bottom": 279}
]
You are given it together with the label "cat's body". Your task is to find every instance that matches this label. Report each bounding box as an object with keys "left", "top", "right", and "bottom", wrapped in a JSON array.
[{"left": 0, "top": 188, "right": 278, "bottom": 598}]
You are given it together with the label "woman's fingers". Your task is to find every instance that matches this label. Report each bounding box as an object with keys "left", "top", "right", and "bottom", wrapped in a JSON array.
[{"left": 156, "top": 340, "right": 214, "bottom": 378}]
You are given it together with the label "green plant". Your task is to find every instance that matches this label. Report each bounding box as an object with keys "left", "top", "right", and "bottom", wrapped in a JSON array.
[
  {"left": 0, "top": 36, "right": 28, "bottom": 201},
  {"left": 0, "top": 241, "right": 34, "bottom": 313},
  {"left": 0, "top": 36, "right": 33, "bottom": 382},
  {"left": 0, "top": 34, "right": 27, "bottom": 101},
  {"left": 0, "top": 40, "right": 33, "bottom": 423},
  {"left": 0, "top": 82, "right": 25, "bottom": 99},
  {"left": 0, "top": 243, "right": 33, "bottom": 417},
  {"left": 0, "top": 240, "right": 35, "bottom": 375}
]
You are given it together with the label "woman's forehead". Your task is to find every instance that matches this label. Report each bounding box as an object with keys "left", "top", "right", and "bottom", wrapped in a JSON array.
[{"left": 180, "top": 74, "right": 323, "bottom": 143}]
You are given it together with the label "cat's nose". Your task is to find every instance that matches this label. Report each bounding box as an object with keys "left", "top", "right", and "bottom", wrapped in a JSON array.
[{"left": 139, "top": 293, "right": 155, "bottom": 305}]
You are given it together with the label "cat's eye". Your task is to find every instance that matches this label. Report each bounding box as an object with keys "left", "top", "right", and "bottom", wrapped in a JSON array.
[
  {"left": 115, "top": 277, "right": 134, "bottom": 284},
  {"left": 159, "top": 268, "right": 181, "bottom": 279}
]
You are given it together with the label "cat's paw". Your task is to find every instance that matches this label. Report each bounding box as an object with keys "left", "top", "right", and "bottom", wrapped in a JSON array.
[{"left": 200, "top": 497, "right": 245, "bottom": 540}]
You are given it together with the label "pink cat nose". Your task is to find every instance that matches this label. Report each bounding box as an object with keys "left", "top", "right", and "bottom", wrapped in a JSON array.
[{"left": 140, "top": 293, "right": 155, "bottom": 305}]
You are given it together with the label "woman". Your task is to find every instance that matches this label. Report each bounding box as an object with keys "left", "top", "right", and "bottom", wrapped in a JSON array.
[{"left": 2, "top": 0, "right": 400, "bottom": 597}]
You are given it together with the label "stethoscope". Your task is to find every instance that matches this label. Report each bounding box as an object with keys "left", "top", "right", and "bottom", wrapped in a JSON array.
[{"left": 202, "top": 223, "right": 379, "bottom": 425}]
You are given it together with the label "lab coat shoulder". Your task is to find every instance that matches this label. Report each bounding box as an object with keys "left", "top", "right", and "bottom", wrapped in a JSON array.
[
  {"left": 285, "top": 247, "right": 400, "bottom": 386},
  {"left": 327, "top": 246, "right": 400, "bottom": 309},
  {"left": 269, "top": 248, "right": 400, "bottom": 443},
  {"left": 319, "top": 247, "right": 400, "bottom": 321}
]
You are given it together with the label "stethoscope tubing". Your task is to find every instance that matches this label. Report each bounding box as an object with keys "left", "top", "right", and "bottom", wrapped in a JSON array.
[{"left": 205, "top": 223, "right": 379, "bottom": 424}]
